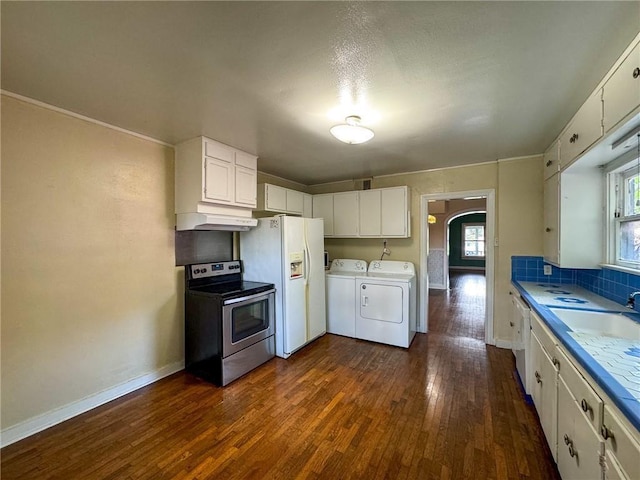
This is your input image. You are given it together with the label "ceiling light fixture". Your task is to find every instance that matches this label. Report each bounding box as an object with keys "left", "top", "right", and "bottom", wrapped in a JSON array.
[
  {"left": 427, "top": 215, "right": 437, "bottom": 224},
  {"left": 330, "top": 115, "right": 374, "bottom": 144}
]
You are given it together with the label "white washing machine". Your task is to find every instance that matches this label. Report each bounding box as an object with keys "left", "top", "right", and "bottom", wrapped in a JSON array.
[
  {"left": 355, "top": 260, "right": 416, "bottom": 348},
  {"left": 325, "top": 259, "right": 368, "bottom": 337}
]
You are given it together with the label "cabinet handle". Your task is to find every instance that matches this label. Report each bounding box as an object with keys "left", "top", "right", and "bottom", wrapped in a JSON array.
[
  {"left": 564, "top": 433, "right": 571, "bottom": 445},
  {"left": 569, "top": 133, "right": 580, "bottom": 143},
  {"left": 601, "top": 424, "right": 612, "bottom": 440},
  {"left": 580, "top": 398, "right": 592, "bottom": 414},
  {"left": 546, "top": 160, "right": 553, "bottom": 167},
  {"left": 510, "top": 321, "right": 514, "bottom": 327},
  {"left": 634, "top": 67, "right": 640, "bottom": 79},
  {"left": 535, "top": 371, "right": 542, "bottom": 384},
  {"left": 568, "top": 444, "right": 576, "bottom": 458},
  {"left": 552, "top": 357, "right": 559, "bottom": 367}
]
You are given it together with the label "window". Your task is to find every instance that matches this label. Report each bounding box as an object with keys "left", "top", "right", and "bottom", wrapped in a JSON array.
[
  {"left": 462, "top": 223, "right": 485, "bottom": 258},
  {"left": 611, "top": 163, "right": 640, "bottom": 267}
]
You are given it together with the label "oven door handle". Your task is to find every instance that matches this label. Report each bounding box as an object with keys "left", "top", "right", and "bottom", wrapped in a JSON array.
[{"left": 223, "top": 289, "right": 276, "bottom": 306}]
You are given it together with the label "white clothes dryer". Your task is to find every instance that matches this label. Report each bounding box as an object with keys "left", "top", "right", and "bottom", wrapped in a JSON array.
[
  {"left": 325, "top": 259, "right": 368, "bottom": 337},
  {"left": 355, "top": 260, "right": 417, "bottom": 348}
]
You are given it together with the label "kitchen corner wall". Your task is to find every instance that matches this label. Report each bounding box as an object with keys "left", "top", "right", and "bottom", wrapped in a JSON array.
[
  {"left": 1, "top": 95, "right": 183, "bottom": 435},
  {"left": 309, "top": 155, "right": 544, "bottom": 344}
]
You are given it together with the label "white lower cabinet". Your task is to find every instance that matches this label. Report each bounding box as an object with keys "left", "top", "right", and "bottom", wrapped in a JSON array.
[{"left": 529, "top": 311, "right": 640, "bottom": 480}]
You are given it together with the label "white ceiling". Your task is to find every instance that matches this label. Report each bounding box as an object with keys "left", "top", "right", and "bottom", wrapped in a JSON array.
[{"left": 2, "top": 2, "right": 639, "bottom": 185}]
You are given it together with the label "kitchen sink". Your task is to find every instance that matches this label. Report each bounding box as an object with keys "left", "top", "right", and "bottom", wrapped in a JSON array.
[{"left": 549, "top": 308, "right": 640, "bottom": 341}]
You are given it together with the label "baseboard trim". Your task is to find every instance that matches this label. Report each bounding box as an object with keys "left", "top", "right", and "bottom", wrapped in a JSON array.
[
  {"left": 494, "top": 339, "right": 513, "bottom": 349},
  {"left": 0, "top": 361, "right": 184, "bottom": 448}
]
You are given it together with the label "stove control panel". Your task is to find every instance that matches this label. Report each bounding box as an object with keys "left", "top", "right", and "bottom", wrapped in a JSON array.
[{"left": 190, "top": 260, "right": 242, "bottom": 279}]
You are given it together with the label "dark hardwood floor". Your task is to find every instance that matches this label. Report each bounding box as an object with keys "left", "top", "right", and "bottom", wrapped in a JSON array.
[{"left": 2, "top": 272, "right": 559, "bottom": 479}]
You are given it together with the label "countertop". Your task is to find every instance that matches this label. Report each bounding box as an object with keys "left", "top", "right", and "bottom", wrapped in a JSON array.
[{"left": 512, "top": 281, "right": 640, "bottom": 432}]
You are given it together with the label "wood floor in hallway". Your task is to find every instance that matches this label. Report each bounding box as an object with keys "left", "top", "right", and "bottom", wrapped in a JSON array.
[{"left": 2, "top": 273, "right": 559, "bottom": 479}]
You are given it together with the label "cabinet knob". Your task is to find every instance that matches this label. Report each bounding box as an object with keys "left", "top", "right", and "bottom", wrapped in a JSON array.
[
  {"left": 552, "top": 357, "right": 560, "bottom": 367},
  {"left": 535, "top": 371, "right": 542, "bottom": 384},
  {"left": 510, "top": 321, "right": 514, "bottom": 327},
  {"left": 569, "top": 133, "right": 579, "bottom": 143},
  {"left": 545, "top": 227, "right": 551, "bottom": 232},
  {"left": 633, "top": 67, "right": 640, "bottom": 79},
  {"left": 546, "top": 160, "right": 553, "bottom": 167},
  {"left": 564, "top": 433, "right": 571, "bottom": 445},
  {"left": 601, "top": 424, "right": 612, "bottom": 440},
  {"left": 580, "top": 398, "right": 592, "bottom": 414},
  {"left": 568, "top": 444, "right": 576, "bottom": 458}
]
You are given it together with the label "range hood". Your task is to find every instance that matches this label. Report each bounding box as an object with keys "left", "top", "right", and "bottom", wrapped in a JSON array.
[{"left": 176, "top": 213, "right": 258, "bottom": 231}]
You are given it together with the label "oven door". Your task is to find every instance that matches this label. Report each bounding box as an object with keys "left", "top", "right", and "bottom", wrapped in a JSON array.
[{"left": 222, "top": 289, "right": 275, "bottom": 357}]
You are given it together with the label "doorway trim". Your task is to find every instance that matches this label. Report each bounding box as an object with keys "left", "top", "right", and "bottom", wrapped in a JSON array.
[{"left": 419, "top": 189, "right": 496, "bottom": 345}]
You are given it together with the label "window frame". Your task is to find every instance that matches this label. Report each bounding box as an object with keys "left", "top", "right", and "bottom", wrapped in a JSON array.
[{"left": 461, "top": 222, "right": 486, "bottom": 259}]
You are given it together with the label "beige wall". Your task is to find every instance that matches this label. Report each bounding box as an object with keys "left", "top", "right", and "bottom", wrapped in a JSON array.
[
  {"left": 309, "top": 158, "right": 543, "bottom": 343},
  {"left": 1, "top": 96, "right": 182, "bottom": 430}
]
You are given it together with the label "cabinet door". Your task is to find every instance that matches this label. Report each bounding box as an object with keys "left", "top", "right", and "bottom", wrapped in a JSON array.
[
  {"left": 557, "top": 376, "right": 604, "bottom": 480},
  {"left": 265, "top": 184, "right": 287, "bottom": 212},
  {"left": 359, "top": 190, "right": 381, "bottom": 236},
  {"left": 234, "top": 166, "right": 257, "bottom": 207},
  {"left": 381, "top": 187, "right": 408, "bottom": 237},
  {"left": 531, "top": 331, "right": 558, "bottom": 460},
  {"left": 559, "top": 90, "right": 603, "bottom": 169},
  {"left": 286, "top": 189, "right": 304, "bottom": 215},
  {"left": 543, "top": 173, "right": 560, "bottom": 265},
  {"left": 312, "top": 194, "right": 334, "bottom": 236},
  {"left": 204, "top": 157, "right": 234, "bottom": 204},
  {"left": 604, "top": 42, "right": 640, "bottom": 133},
  {"left": 543, "top": 140, "right": 560, "bottom": 180},
  {"left": 303, "top": 193, "right": 313, "bottom": 218},
  {"left": 333, "top": 192, "right": 359, "bottom": 236}
]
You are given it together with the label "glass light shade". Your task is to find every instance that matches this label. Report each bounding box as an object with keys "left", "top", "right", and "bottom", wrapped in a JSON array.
[{"left": 330, "top": 116, "right": 374, "bottom": 144}]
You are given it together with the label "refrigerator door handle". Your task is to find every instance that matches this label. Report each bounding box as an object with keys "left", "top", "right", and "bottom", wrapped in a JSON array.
[{"left": 362, "top": 295, "right": 368, "bottom": 307}]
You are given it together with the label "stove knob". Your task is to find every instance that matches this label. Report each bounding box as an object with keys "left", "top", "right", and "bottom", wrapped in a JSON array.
[
  {"left": 194, "top": 269, "right": 200, "bottom": 274},
  {"left": 201, "top": 268, "right": 207, "bottom": 273}
]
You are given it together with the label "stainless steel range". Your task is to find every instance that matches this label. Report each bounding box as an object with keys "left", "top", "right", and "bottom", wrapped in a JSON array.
[{"left": 184, "top": 260, "right": 275, "bottom": 386}]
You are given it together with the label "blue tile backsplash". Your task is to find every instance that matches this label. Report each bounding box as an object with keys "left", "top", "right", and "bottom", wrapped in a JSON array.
[{"left": 511, "top": 256, "right": 640, "bottom": 311}]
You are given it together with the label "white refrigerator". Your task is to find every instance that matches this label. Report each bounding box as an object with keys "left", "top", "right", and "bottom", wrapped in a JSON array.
[{"left": 240, "top": 215, "right": 326, "bottom": 359}]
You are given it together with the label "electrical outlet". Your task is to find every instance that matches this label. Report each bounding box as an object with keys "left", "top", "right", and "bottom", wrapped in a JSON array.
[{"left": 543, "top": 265, "right": 552, "bottom": 275}]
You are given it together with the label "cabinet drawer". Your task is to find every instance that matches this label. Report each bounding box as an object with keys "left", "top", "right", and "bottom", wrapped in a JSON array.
[
  {"left": 556, "top": 347, "right": 603, "bottom": 432},
  {"left": 605, "top": 450, "right": 627, "bottom": 480},
  {"left": 204, "top": 139, "right": 234, "bottom": 162},
  {"left": 602, "top": 403, "right": 640, "bottom": 480},
  {"left": 604, "top": 41, "right": 640, "bottom": 133},
  {"left": 530, "top": 311, "right": 557, "bottom": 357}
]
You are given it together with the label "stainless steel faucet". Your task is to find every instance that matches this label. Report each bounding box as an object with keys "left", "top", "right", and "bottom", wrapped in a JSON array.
[{"left": 627, "top": 291, "right": 640, "bottom": 308}]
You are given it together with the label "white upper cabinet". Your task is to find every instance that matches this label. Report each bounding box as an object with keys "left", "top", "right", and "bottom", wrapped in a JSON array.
[
  {"left": 175, "top": 136, "right": 257, "bottom": 216},
  {"left": 559, "top": 90, "right": 603, "bottom": 170},
  {"left": 319, "top": 186, "right": 410, "bottom": 238},
  {"left": 603, "top": 41, "right": 640, "bottom": 133},
  {"left": 256, "top": 183, "right": 306, "bottom": 215},
  {"left": 312, "top": 194, "right": 334, "bottom": 236},
  {"left": 333, "top": 192, "right": 359, "bottom": 237}
]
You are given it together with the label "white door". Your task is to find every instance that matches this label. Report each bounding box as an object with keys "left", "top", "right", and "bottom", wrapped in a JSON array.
[
  {"left": 304, "top": 218, "right": 326, "bottom": 340},
  {"left": 282, "top": 216, "right": 307, "bottom": 354},
  {"left": 359, "top": 283, "right": 404, "bottom": 323}
]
